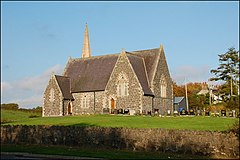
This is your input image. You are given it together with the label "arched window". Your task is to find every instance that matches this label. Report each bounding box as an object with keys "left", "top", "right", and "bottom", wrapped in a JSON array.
[
  {"left": 49, "top": 88, "right": 55, "bottom": 102},
  {"left": 81, "top": 95, "right": 89, "bottom": 108},
  {"left": 160, "top": 75, "right": 167, "bottom": 98},
  {"left": 117, "top": 73, "right": 128, "bottom": 97}
]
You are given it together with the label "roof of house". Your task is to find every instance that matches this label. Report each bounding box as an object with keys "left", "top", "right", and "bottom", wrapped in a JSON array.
[
  {"left": 174, "top": 97, "right": 185, "bottom": 104},
  {"left": 62, "top": 48, "right": 160, "bottom": 96},
  {"left": 55, "top": 75, "right": 74, "bottom": 100}
]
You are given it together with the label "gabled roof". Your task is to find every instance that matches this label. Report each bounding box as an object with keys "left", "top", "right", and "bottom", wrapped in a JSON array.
[
  {"left": 62, "top": 48, "right": 160, "bottom": 96},
  {"left": 55, "top": 75, "right": 74, "bottom": 100},
  {"left": 128, "top": 48, "right": 160, "bottom": 84},
  {"left": 174, "top": 97, "right": 185, "bottom": 104},
  {"left": 63, "top": 54, "right": 118, "bottom": 92},
  {"left": 127, "top": 53, "right": 153, "bottom": 96}
]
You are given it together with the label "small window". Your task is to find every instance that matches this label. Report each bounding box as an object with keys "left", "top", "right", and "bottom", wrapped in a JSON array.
[
  {"left": 81, "top": 95, "right": 89, "bottom": 108},
  {"left": 117, "top": 73, "right": 128, "bottom": 97},
  {"left": 49, "top": 88, "right": 55, "bottom": 102},
  {"left": 160, "top": 76, "right": 167, "bottom": 98}
]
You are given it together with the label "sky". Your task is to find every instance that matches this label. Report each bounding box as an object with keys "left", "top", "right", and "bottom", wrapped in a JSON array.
[{"left": 1, "top": 1, "right": 239, "bottom": 108}]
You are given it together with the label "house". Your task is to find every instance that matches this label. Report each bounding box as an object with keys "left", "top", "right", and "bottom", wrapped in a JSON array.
[
  {"left": 197, "top": 82, "right": 222, "bottom": 104},
  {"left": 43, "top": 24, "right": 173, "bottom": 116},
  {"left": 173, "top": 97, "right": 186, "bottom": 112}
]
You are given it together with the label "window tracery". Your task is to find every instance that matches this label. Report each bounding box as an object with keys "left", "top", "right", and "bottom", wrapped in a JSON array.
[{"left": 117, "top": 73, "right": 129, "bottom": 97}]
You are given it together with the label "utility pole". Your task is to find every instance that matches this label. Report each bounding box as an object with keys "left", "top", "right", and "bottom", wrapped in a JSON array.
[
  {"left": 185, "top": 78, "right": 189, "bottom": 112},
  {"left": 208, "top": 81, "right": 214, "bottom": 105}
]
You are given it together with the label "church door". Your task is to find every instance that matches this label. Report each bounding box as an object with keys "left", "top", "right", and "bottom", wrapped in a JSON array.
[
  {"left": 111, "top": 98, "right": 115, "bottom": 114},
  {"left": 68, "top": 102, "right": 72, "bottom": 115}
]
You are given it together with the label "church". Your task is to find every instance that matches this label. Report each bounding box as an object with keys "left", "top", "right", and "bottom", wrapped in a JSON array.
[{"left": 43, "top": 24, "right": 173, "bottom": 116}]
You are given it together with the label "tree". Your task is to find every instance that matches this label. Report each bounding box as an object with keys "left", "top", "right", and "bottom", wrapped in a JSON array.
[
  {"left": 210, "top": 47, "right": 239, "bottom": 96},
  {"left": 173, "top": 81, "right": 207, "bottom": 110},
  {"left": 1, "top": 103, "right": 19, "bottom": 110}
]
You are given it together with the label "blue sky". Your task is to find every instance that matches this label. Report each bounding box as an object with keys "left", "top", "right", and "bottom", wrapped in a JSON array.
[{"left": 1, "top": 1, "right": 239, "bottom": 108}]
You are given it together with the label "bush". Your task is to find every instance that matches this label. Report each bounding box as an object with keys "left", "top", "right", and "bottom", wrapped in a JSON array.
[
  {"left": 1, "top": 118, "right": 15, "bottom": 124},
  {"left": 1, "top": 103, "right": 19, "bottom": 110},
  {"left": 28, "top": 115, "right": 40, "bottom": 118},
  {"left": 228, "top": 120, "right": 240, "bottom": 138}
]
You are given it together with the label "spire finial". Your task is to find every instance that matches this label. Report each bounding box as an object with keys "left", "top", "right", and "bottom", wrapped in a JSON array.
[
  {"left": 160, "top": 44, "right": 164, "bottom": 53},
  {"left": 122, "top": 48, "right": 125, "bottom": 54},
  {"left": 82, "top": 23, "right": 91, "bottom": 58}
]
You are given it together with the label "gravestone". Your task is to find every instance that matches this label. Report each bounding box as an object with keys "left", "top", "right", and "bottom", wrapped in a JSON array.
[
  {"left": 103, "top": 108, "right": 109, "bottom": 114},
  {"left": 124, "top": 109, "right": 129, "bottom": 114},
  {"left": 205, "top": 110, "right": 210, "bottom": 116},
  {"left": 189, "top": 109, "right": 195, "bottom": 115},
  {"left": 221, "top": 110, "right": 226, "bottom": 117},
  {"left": 167, "top": 110, "right": 171, "bottom": 116},
  {"left": 180, "top": 109, "right": 186, "bottom": 115},
  {"left": 147, "top": 111, "right": 152, "bottom": 115},
  {"left": 114, "top": 109, "right": 118, "bottom": 114},
  {"left": 197, "top": 110, "right": 202, "bottom": 116},
  {"left": 129, "top": 109, "right": 136, "bottom": 115},
  {"left": 118, "top": 109, "right": 123, "bottom": 114},
  {"left": 173, "top": 110, "right": 178, "bottom": 116},
  {"left": 214, "top": 110, "right": 220, "bottom": 117},
  {"left": 229, "top": 110, "right": 233, "bottom": 117},
  {"left": 232, "top": 110, "right": 236, "bottom": 117}
]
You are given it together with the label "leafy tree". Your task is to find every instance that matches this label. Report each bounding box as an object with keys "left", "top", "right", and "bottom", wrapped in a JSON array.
[
  {"left": 210, "top": 47, "right": 239, "bottom": 96},
  {"left": 1, "top": 103, "right": 19, "bottom": 110},
  {"left": 173, "top": 81, "right": 207, "bottom": 110}
]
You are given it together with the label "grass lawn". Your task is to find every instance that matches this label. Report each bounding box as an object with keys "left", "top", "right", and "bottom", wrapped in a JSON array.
[
  {"left": 1, "top": 144, "right": 212, "bottom": 159},
  {"left": 1, "top": 109, "right": 238, "bottom": 131}
]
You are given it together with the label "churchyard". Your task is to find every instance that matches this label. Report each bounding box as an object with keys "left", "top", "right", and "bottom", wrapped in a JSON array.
[
  {"left": 1, "top": 107, "right": 239, "bottom": 159},
  {"left": 1, "top": 109, "right": 238, "bottom": 131}
]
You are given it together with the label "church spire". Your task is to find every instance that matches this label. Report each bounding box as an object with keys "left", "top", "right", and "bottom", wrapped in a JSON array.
[{"left": 82, "top": 23, "right": 91, "bottom": 58}]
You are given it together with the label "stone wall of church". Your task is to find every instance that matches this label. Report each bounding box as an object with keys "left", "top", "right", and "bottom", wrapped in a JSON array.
[
  {"left": 142, "top": 96, "right": 153, "bottom": 114},
  {"left": 152, "top": 52, "right": 173, "bottom": 115},
  {"left": 63, "top": 100, "right": 72, "bottom": 116},
  {"left": 105, "top": 53, "right": 143, "bottom": 114},
  {"left": 43, "top": 76, "right": 63, "bottom": 117},
  {"left": 94, "top": 91, "right": 105, "bottom": 114},
  {"left": 72, "top": 92, "right": 94, "bottom": 115},
  {"left": 72, "top": 91, "right": 104, "bottom": 115}
]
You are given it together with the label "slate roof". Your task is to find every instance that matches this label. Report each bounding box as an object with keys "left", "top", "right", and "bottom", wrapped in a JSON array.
[
  {"left": 174, "top": 97, "right": 185, "bottom": 104},
  {"left": 55, "top": 75, "right": 74, "bottom": 100},
  {"left": 63, "top": 54, "right": 119, "bottom": 92},
  {"left": 126, "top": 54, "right": 153, "bottom": 96},
  {"left": 62, "top": 48, "right": 160, "bottom": 96},
  {"left": 128, "top": 48, "right": 160, "bottom": 84}
]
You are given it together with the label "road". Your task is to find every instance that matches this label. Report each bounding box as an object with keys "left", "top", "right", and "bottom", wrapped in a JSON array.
[{"left": 1, "top": 152, "right": 102, "bottom": 160}]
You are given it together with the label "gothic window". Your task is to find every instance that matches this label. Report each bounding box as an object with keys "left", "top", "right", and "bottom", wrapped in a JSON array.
[
  {"left": 160, "top": 75, "right": 167, "bottom": 98},
  {"left": 117, "top": 73, "right": 128, "bottom": 97},
  {"left": 49, "top": 88, "right": 55, "bottom": 102},
  {"left": 81, "top": 95, "right": 89, "bottom": 108}
]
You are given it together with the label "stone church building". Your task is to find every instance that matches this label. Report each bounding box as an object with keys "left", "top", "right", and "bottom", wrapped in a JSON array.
[{"left": 43, "top": 24, "right": 173, "bottom": 116}]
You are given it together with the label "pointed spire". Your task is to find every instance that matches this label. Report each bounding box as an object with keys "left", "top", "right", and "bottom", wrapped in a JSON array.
[
  {"left": 160, "top": 44, "right": 164, "bottom": 54},
  {"left": 121, "top": 48, "right": 126, "bottom": 54},
  {"left": 82, "top": 23, "right": 91, "bottom": 58},
  {"left": 120, "top": 48, "right": 126, "bottom": 57}
]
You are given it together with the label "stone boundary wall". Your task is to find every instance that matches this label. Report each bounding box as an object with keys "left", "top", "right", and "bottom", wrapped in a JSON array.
[{"left": 1, "top": 125, "right": 239, "bottom": 158}]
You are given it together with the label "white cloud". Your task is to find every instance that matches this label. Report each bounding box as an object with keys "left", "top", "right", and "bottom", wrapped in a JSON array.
[
  {"left": 1, "top": 81, "right": 12, "bottom": 91},
  {"left": 172, "top": 65, "right": 211, "bottom": 85},
  {"left": 1, "top": 64, "right": 63, "bottom": 108}
]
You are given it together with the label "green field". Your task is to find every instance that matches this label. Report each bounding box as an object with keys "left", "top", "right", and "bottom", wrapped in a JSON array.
[
  {"left": 1, "top": 144, "right": 213, "bottom": 159},
  {"left": 1, "top": 109, "right": 238, "bottom": 131}
]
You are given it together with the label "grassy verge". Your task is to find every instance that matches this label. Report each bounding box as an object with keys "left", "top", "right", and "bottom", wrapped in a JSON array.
[
  {"left": 1, "top": 144, "right": 212, "bottom": 159},
  {"left": 1, "top": 109, "right": 238, "bottom": 131}
]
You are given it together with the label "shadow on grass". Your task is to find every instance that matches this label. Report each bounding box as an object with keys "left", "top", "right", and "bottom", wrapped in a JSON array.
[{"left": 1, "top": 125, "right": 239, "bottom": 159}]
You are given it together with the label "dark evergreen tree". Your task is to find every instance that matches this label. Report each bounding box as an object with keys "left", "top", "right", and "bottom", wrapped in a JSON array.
[{"left": 210, "top": 47, "right": 239, "bottom": 96}]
